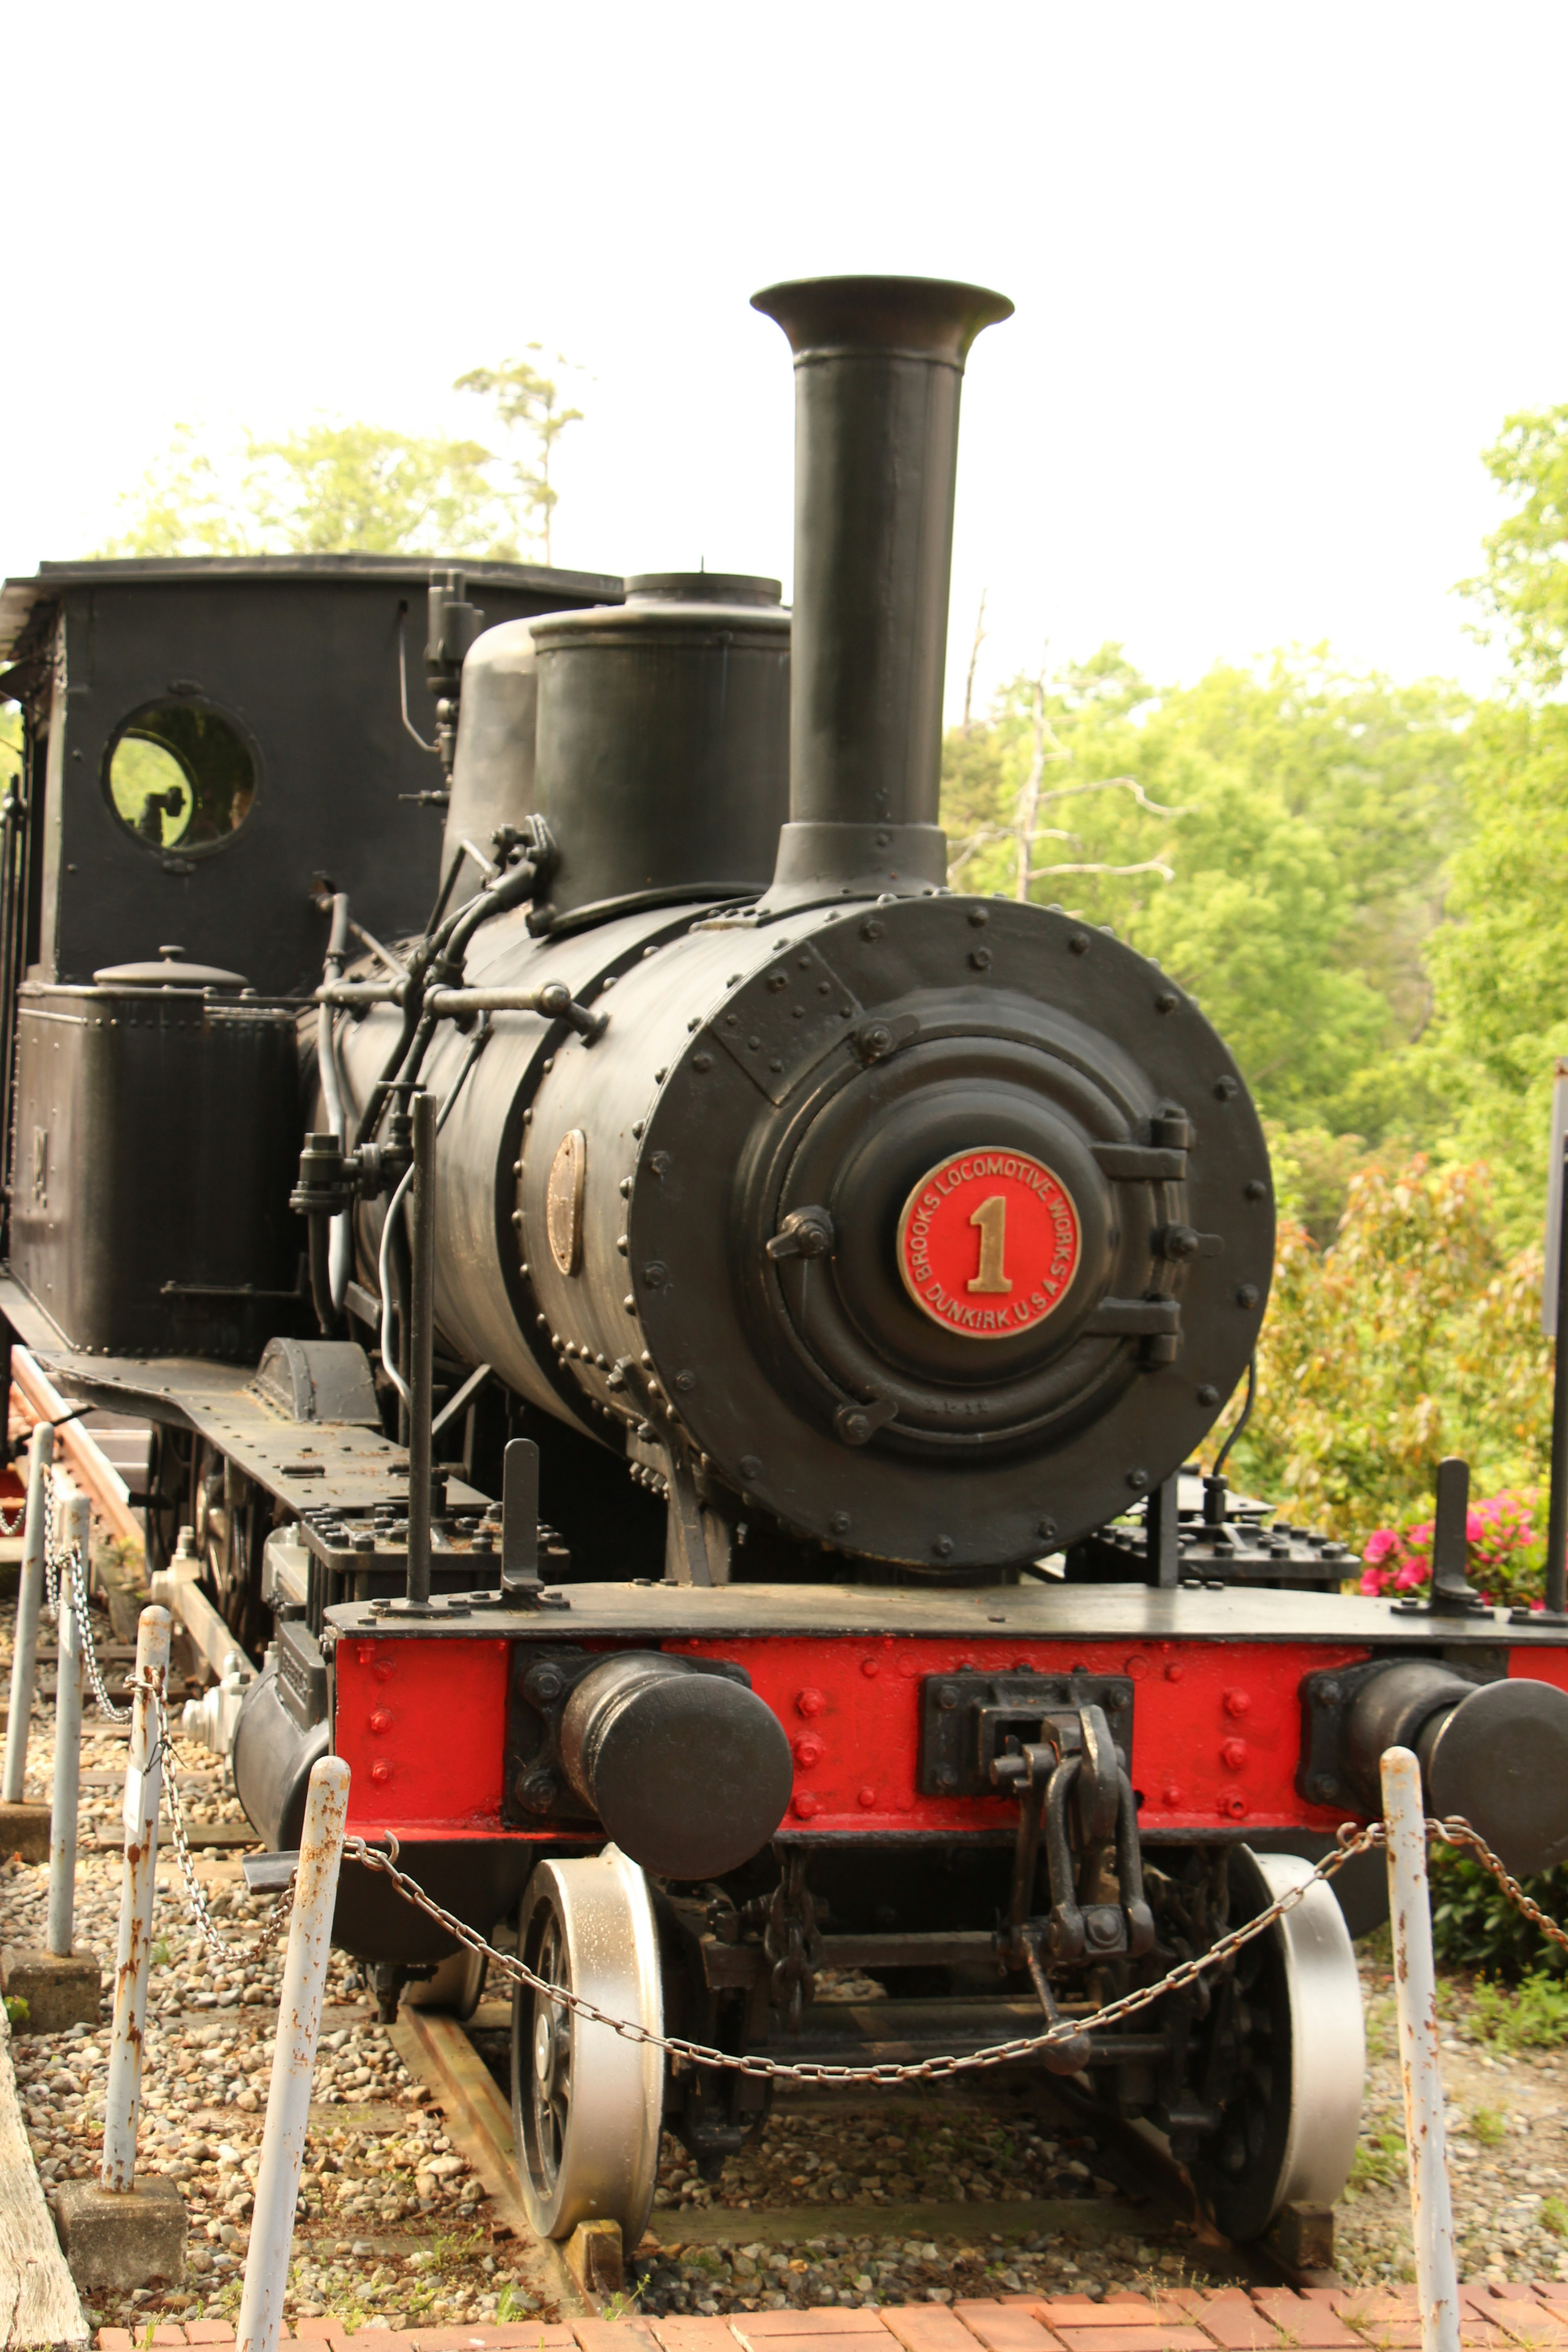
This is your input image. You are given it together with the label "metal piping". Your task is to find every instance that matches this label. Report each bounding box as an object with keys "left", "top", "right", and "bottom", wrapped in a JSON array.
[
  {"left": 405, "top": 1090, "right": 437, "bottom": 1610},
  {"left": 315, "top": 893, "right": 352, "bottom": 1328},
  {"left": 751, "top": 274, "right": 1013, "bottom": 905}
]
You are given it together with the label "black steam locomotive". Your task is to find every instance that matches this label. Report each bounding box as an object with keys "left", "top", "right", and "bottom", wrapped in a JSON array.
[{"left": 2, "top": 274, "right": 1566, "bottom": 2258}]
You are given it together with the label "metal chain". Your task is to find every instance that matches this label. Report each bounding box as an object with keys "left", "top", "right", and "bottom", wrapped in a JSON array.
[
  {"left": 1428, "top": 1814, "right": 1568, "bottom": 1958},
  {"left": 340, "top": 1821, "right": 1391, "bottom": 2085},
  {"left": 38, "top": 1501, "right": 132, "bottom": 1723},
  {"left": 124, "top": 1669, "right": 296, "bottom": 1963},
  {"left": 69, "top": 1550, "right": 131, "bottom": 1722},
  {"left": 42, "top": 1475, "right": 58, "bottom": 1617}
]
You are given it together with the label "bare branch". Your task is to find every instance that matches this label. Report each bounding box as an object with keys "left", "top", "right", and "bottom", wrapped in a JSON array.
[
  {"left": 1034, "top": 775, "right": 1191, "bottom": 818},
  {"left": 1027, "top": 857, "right": 1177, "bottom": 882},
  {"left": 962, "top": 590, "right": 987, "bottom": 733}
]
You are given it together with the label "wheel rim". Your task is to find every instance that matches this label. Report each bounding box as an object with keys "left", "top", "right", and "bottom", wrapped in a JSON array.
[
  {"left": 1191, "top": 1846, "right": 1365, "bottom": 2241},
  {"left": 511, "top": 1846, "right": 664, "bottom": 2242}
]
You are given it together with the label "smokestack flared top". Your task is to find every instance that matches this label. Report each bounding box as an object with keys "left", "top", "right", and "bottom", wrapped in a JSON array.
[
  {"left": 751, "top": 275, "right": 1013, "bottom": 909},
  {"left": 751, "top": 274, "right": 1014, "bottom": 367}
]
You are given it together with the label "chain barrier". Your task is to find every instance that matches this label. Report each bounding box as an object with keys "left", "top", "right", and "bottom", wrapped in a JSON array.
[
  {"left": 127, "top": 1668, "right": 297, "bottom": 1963},
  {"left": 42, "top": 1526, "right": 131, "bottom": 1724},
  {"left": 335, "top": 1820, "right": 1390, "bottom": 2085},
  {"left": 328, "top": 1813, "right": 1568, "bottom": 2085}
]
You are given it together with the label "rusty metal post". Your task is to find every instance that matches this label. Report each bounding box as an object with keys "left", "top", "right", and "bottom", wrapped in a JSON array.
[
  {"left": 2, "top": 1419, "right": 54, "bottom": 1802},
  {"left": 1382, "top": 1745, "right": 1459, "bottom": 2352},
  {"left": 236, "top": 1755, "right": 351, "bottom": 2352},
  {"left": 45, "top": 1492, "right": 92, "bottom": 1956},
  {"left": 101, "top": 1604, "right": 171, "bottom": 2190}
]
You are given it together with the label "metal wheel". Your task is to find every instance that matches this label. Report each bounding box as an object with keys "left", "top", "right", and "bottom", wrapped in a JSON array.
[
  {"left": 1190, "top": 1846, "right": 1365, "bottom": 2241},
  {"left": 510, "top": 1847, "right": 664, "bottom": 2243}
]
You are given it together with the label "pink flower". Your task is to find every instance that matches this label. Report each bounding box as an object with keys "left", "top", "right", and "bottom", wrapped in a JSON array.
[
  {"left": 1359, "top": 1567, "right": 1389, "bottom": 1596},
  {"left": 1363, "top": 1529, "right": 1399, "bottom": 1564},
  {"left": 1466, "top": 1510, "right": 1485, "bottom": 1543},
  {"left": 1394, "top": 1559, "right": 1429, "bottom": 1592}
]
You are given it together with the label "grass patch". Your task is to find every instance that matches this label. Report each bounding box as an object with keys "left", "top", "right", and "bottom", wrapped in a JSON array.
[
  {"left": 1469, "top": 1971, "right": 1568, "bottom": 2052},
  {"left": 1347, "top": 2130, "right": 1405, "bottom": 2196},
  {"left": 1470, "top": 2107, "right": 1506, "bottom": 2146}
]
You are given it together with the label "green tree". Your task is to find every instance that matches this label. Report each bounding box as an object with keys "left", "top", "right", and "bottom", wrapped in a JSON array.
[
  {"left": 1462, "top": 405, "right": 1568, "bottom": 693},
  {"left": 454, "top": 348, "right": 583, "bottom": 566},
  {"left": 1426, "top": 405, "right": 1568, "bottom": 1239},
  {"left": 99, "top": 353, "right": 584, "bottom": 562},
  {"left": 102, "top": 420, "right": 524, "bottom": 559},
  {"left": 944, "top": 647, "right": 1469, "bottom": 1138}
]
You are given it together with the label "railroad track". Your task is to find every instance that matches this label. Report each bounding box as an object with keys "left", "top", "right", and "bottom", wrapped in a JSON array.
[{"left": 386, "top": 1990, "right": 1340, "bottom": 2322}]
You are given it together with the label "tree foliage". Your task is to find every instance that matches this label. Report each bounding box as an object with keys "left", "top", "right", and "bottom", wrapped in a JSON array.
[
  {"left": 1463, "top": 405, "right": 1568, "bottom": 693},
  {"left": 943, "top": 648, "right": 1469, "bottom": 1138},
  {"left": 454, "top": 349, "right": 582, "bottom": 565},
  {"left": 99, "top": 358, "right": 584, "bottom": 562},
  {"left": 1425, "top": 410, "right": 1568, "bottom": 1239}
]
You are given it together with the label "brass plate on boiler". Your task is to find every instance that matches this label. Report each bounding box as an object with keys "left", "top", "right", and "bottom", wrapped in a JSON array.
[{"left": 546, "top": 1129, "right": 587, "bottom": 1276}]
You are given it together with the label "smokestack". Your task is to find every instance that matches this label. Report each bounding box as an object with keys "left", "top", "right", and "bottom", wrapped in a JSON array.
[{"left": 751, "top": 274, "right": 1013, "bottom": 906}]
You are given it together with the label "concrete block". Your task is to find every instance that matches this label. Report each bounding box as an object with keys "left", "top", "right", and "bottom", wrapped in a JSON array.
[
  {"left": 53, "top": 2175, "right": 187, "bottom": 2292},
  {"left": 0, "top": 1945, "right": 103, "bottom": 2031},
  {"left": 0, "top": 1800, "right": 51, "bottom": 1864}
]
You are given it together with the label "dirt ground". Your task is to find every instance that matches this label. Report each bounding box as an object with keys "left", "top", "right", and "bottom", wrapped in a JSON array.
[{"left": 5, "top": 1591, "right": 1568, "bottom": 2336}]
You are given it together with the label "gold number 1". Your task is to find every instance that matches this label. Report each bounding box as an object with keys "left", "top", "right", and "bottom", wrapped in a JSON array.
[{"left": 967, "top": 1195, "right": 1012, "bottom": 1294}]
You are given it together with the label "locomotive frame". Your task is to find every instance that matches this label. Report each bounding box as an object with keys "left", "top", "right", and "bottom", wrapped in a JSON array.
[{"left": 2, "top": 274, "right": 1566, "bottom": 2264}]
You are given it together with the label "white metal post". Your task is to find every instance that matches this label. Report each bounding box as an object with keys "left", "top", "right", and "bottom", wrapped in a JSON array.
[
  {"left": 2, "top": 1421, "right": 54, "bottom": 1803},
  {"left": 45, "top": 1492, "right": 92, "bottom": 1957},
  {"left": 236, "top": 1755, "right": 350, "bottom": 2352},
  {"left": 101, "top": 1603, "right": 171, "bottom": 2191},
  {"left": 1382, "top": 1745, "right": 1459, "bottom": 2352}
]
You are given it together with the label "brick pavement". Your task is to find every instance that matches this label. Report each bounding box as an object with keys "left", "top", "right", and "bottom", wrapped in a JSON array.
[{"left": 91, "top": 2286, "right": 1568, "bottom": 2352}]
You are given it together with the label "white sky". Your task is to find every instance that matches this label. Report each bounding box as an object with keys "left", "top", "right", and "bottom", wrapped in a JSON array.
[{"left": 4, "top": 1, "right": 1564, "bottom": 717}]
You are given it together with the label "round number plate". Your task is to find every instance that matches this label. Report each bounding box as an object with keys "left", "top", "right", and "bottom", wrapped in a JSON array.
[{"left": 896, "top": 1149, "right": 1081, "bottom": 1339}]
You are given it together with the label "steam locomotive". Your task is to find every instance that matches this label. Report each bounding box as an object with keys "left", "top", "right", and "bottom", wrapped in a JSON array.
[{"left": 3, "top": 273, "right": 1567, "bottom": 2260}]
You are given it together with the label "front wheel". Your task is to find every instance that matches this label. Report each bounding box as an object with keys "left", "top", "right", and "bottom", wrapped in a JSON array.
[
  {"left": 510, "top": 1847, "right": 664, "bottom": 2243},
  {"left": 1189, "top": 1846, "right": 1366, "bottom": 2241}
]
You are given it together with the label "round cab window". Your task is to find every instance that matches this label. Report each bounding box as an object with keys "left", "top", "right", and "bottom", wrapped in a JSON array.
[{"left": 105, "top": 702, "right": 256, "bottom": 853}]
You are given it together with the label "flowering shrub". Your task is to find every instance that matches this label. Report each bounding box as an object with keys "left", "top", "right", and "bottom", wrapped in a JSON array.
[
  {"left": 1222, "top": 1154, "right": 1554, "bottom": 1552},
  {"left": 1359, "top": 1488, "right": 1544, "bottom": 1608}
]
